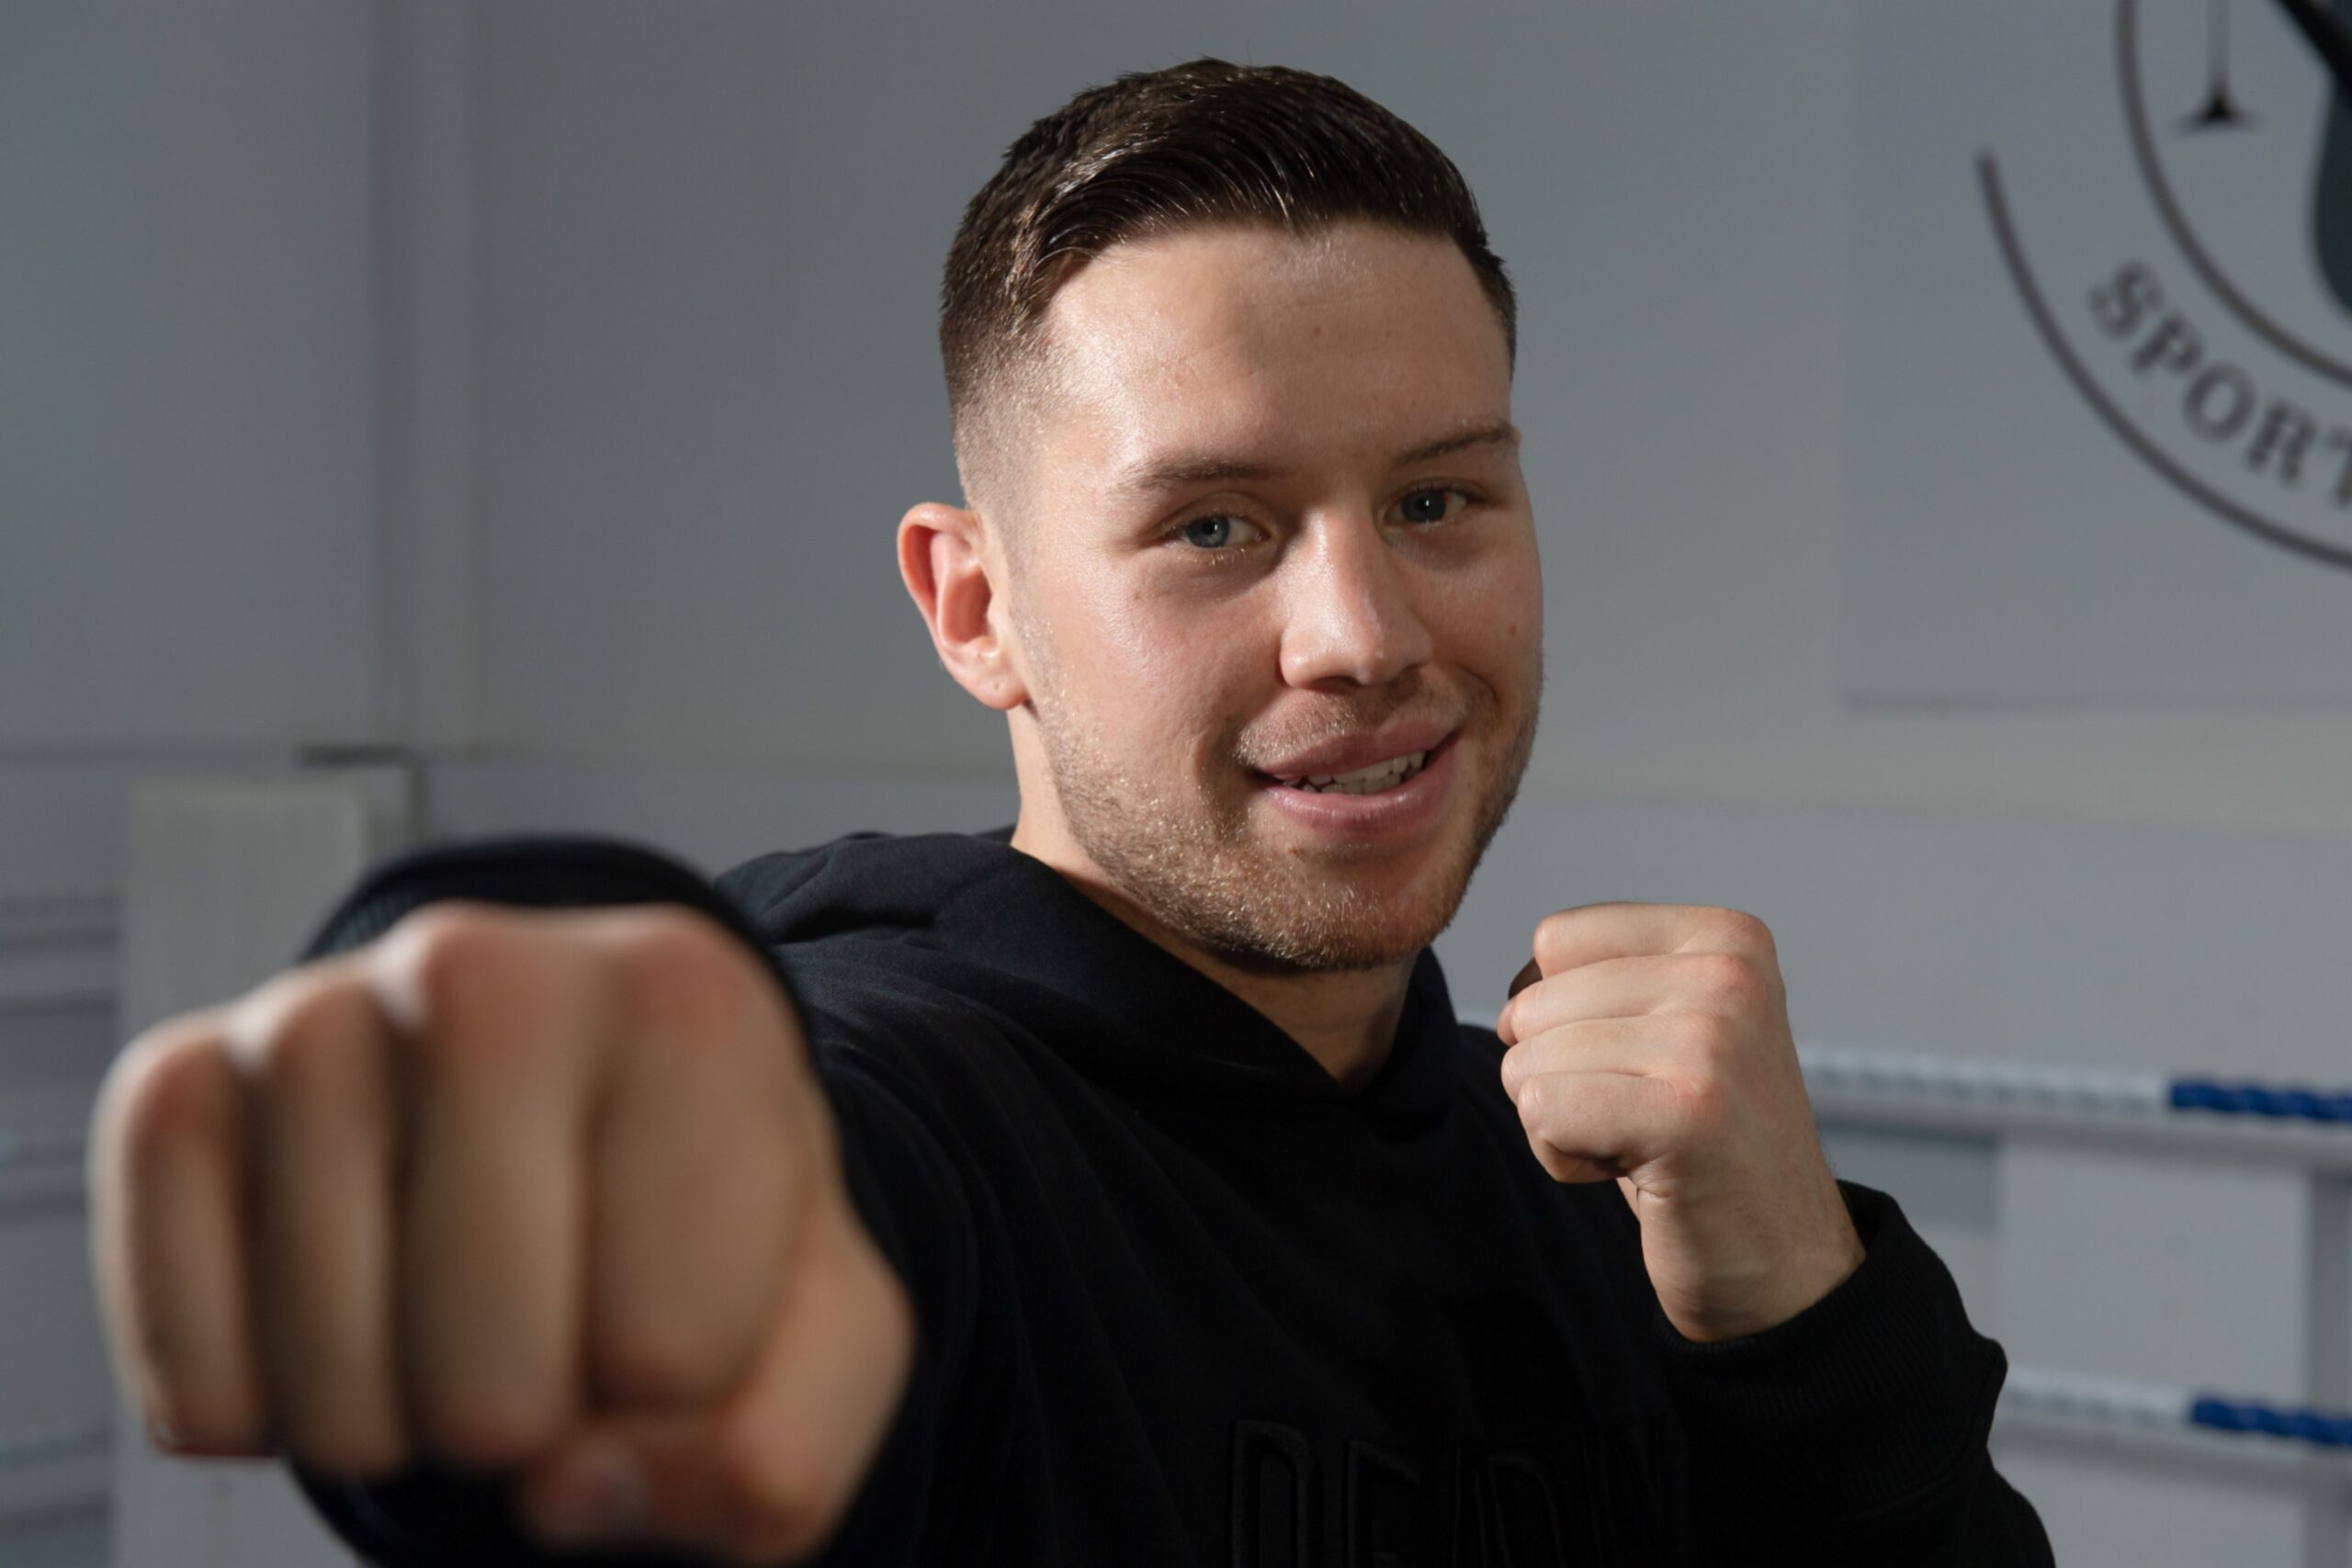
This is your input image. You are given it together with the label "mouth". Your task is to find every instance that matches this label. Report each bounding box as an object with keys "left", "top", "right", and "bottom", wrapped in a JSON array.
[
  {"left": 1267, "top": 748, "right": 1434, "bottom": 795},
  {"left": 1251, "top": 730, "right": 1460, "bottom": 796}
]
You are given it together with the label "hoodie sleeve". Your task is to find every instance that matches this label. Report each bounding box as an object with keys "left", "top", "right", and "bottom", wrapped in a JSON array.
[
  {"left": 275, "top": 834, "right": 974, "bottom": 1567},
  {"left": 1646, "top": 1179, "right": 2054, "bottom": 1566}
]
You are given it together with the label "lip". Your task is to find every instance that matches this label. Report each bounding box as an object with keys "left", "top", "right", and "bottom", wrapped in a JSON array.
[
  {"left": 1254, "top": 720, "right": 1459, "bottom": 784},
  {"left": 1250, "top": 728, "right": 1462, "bottom": 842}
]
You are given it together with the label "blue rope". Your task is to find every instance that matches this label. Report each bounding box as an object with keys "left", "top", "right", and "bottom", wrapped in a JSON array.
[
  {"left": 2007, "top": 1370, "right": 2352, "bottom": 1454},
  {"left": 2168, "top": 1078, "right": 2352, "bottom": 1122},
  {"left": 2188, "top": 1396, "right": 2352, "bottom": 1447}
]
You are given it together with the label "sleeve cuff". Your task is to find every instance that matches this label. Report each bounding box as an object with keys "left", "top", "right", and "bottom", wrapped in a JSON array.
[{"left": 1649, "top": 1179, "right": 2009, "bottom": 1527}]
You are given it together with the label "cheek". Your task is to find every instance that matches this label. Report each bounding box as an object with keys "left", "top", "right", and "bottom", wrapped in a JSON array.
[
  {"left": 1064, "top": 575, "right": 1271, "bottom": 756},
  {"left": 1064, "top": 579, "right": 1193, "bottom": 693},
  {"left": 1437, "top": 547, "right": 1544, "bottom": 695}
]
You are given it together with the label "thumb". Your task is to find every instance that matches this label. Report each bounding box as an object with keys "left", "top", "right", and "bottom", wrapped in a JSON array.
[
  {"left": 515, "top": 1198, "right": 915, "bottom": 1564},
  {"left": 1498, "top": 956, "right": 1544, "bottom": 1043}
]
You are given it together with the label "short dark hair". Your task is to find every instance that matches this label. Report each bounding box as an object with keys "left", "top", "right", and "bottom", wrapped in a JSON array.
[{"left": 940, "top": 58, "right": 1516, "bottom": 507}]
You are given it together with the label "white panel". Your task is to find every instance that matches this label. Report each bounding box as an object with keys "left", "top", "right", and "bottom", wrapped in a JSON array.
[
  {"left": 1999, "top": 1145, "right": 2309, "bottom": 1391},
  {"left": 2000, "top": 1143, "right": 2312, "bottom": 1562},
  {"left": 108, "top": 777, "right": 400, "bottom": 1568},
  {"left": 119, "top": 780, "right": 386, "bottom": 1032}
]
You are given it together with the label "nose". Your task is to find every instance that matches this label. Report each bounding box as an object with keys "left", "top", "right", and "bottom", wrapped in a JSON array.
[{"left": 1276, "top": 510, "right": 1435, "bottom": 689}]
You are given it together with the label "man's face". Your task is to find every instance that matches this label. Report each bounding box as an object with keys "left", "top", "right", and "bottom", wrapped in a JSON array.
[{"left": 997, "top": 219, "right": 1543, "bottom": 973}]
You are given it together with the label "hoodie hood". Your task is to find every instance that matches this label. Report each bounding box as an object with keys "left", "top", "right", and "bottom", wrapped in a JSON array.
[{"left": 716, "top": 826, "right": 1466, "bottom": 1132}]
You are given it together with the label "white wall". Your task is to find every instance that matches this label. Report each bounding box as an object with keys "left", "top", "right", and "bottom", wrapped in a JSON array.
[{"left": 13, "top": 3, "right": 2352, "bottom": 1564}]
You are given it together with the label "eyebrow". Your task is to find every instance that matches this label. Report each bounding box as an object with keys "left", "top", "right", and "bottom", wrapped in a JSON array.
[{"left": 1109, "top": 418, "right": 1520, "bottom": 501}]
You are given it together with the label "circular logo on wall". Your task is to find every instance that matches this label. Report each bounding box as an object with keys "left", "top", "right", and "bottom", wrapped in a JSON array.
[{"left": 1981, "top": 0, "right": 2352, "bottom": 568}]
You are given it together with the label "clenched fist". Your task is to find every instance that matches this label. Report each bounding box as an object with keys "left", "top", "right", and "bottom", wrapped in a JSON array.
[
  {"left": 85, "top": 900, "right": 912, "bottom": 1564},
  {"left": 1497, "top": 903, "right": 1864, "bottom": 1345}
]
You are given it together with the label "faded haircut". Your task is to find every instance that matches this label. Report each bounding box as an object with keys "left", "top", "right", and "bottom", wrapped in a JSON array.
[{"left": 938, "top": 57, "right": 1517, "bottom": 524}]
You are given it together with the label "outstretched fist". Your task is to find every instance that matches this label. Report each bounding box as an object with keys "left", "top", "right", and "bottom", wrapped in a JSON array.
[{"left": 88, "top": 900, "right": 912, "bottom": 1564}]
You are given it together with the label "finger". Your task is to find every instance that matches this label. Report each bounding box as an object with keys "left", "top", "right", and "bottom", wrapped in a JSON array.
[
  {"left": 1499, "top": 1016, "right": 1698, "bottom": 1101},
  {"left": 1510, "top": 1069, "right": 1692, "bottom": 1188},
  {"left": 1524, "top": 1130, "right": 1627, "bottom": 1187},
  {"left": 517, "top": 1189, "right": 915, "bottom": 1564},
  {"left": 382, "top": 912, "right": 601, "bottom": 1468},
  {"left": 1530, "top": 903, "right": 1775, "bottom": 978},
  {"left": 88, "top": 1014, "right": 274, "bottom": 1456},
  {"left": 1498, "top": 958, "right": 1543, "bottom": 1043},
  {"left": 1499, "top": 951, "right": 1770, "bottom": 1045},
  {"left": 582, "top": 908, "right": 809, "bottom": 1409},
  {"left": 237, "top": 976, "right": 410, "bottom": 1477}
]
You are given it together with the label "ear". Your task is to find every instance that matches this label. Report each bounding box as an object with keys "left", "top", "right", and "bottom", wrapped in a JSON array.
[{"left": 898, "top": 502, "right": 1029, "bottom": 712}]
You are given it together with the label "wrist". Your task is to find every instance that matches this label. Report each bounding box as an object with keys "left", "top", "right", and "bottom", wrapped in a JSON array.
[{"left": 1669, "top": 1214, "right": 1869, "bottom": 1344}]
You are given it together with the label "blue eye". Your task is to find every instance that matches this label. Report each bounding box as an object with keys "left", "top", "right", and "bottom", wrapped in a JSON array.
[{"left": 1180, "top": 515, "right": 1238, "bottom": 549}]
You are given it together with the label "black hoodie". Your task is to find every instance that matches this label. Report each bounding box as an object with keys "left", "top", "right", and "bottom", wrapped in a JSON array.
[{"left": 288, "top": 827, "right": 2053, "bottom": 1566}]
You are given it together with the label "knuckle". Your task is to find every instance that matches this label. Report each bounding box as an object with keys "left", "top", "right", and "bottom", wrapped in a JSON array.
[
  {"left": 1530, "top": 910, "right": 1577, "bottom": 970},
  {"left": 1691, "top": 952, "right": 1766, "bottom": 1012},
  {"left": 1707, "top": 907, "right": 1774, "bottom": 955},
  {"left": 376, "top": 908, "right": 581, "bottom": 1083},
  {"left": 100, "top": 1021, "right": 232, "bottom": 1153},
  {"left": 232, "top": 976, "right": 378, "bottom": 1087},
  {"left": 609, "top": 909, "right": 767, "bottom": 1043},
  {"left": 1668, "top": 1074, "right": 1731, "bottom": 1139},
  {"left": 383, "top": 903, "right": 517, "bottom": 1025}
]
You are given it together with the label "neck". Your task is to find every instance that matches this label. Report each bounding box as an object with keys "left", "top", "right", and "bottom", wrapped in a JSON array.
[{"left": 1009, "top": 816, "right": 1415, "bottom": 1090}]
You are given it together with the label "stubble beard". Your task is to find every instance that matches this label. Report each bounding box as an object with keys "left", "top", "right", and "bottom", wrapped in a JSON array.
[{"left": 1028, "top": 657, "right": 1541, "bottom": 974}]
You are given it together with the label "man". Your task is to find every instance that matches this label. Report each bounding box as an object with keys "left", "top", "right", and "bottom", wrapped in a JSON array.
[{"left": 88, "top": 59, "right": 2053, "bottom": 1566}]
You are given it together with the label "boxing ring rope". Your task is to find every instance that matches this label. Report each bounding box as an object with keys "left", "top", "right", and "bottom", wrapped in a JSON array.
[
  {"left": 2001, "top": 1364, "right": 2352, "bottom": 1455},
  {"left": 1795, "top": 1044, "right": 2352, "bottom": 1175},
  {"left": 1800, "top": 1044, "right": 2352, "bottom": 1131}
]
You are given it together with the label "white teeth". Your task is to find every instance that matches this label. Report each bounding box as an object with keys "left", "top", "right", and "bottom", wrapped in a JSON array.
[{"left": 1285, "top": 750, "right": 1430, "bottom": 795}]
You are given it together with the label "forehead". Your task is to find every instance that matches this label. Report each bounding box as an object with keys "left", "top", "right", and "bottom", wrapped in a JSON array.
[{"left": 1034, "top": 220, "right": 1510, "bottom": 487}]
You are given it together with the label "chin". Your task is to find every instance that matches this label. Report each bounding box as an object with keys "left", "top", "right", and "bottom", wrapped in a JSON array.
[{"left": 1192, "top": 829, "right": 1481, "bottom": 974}]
